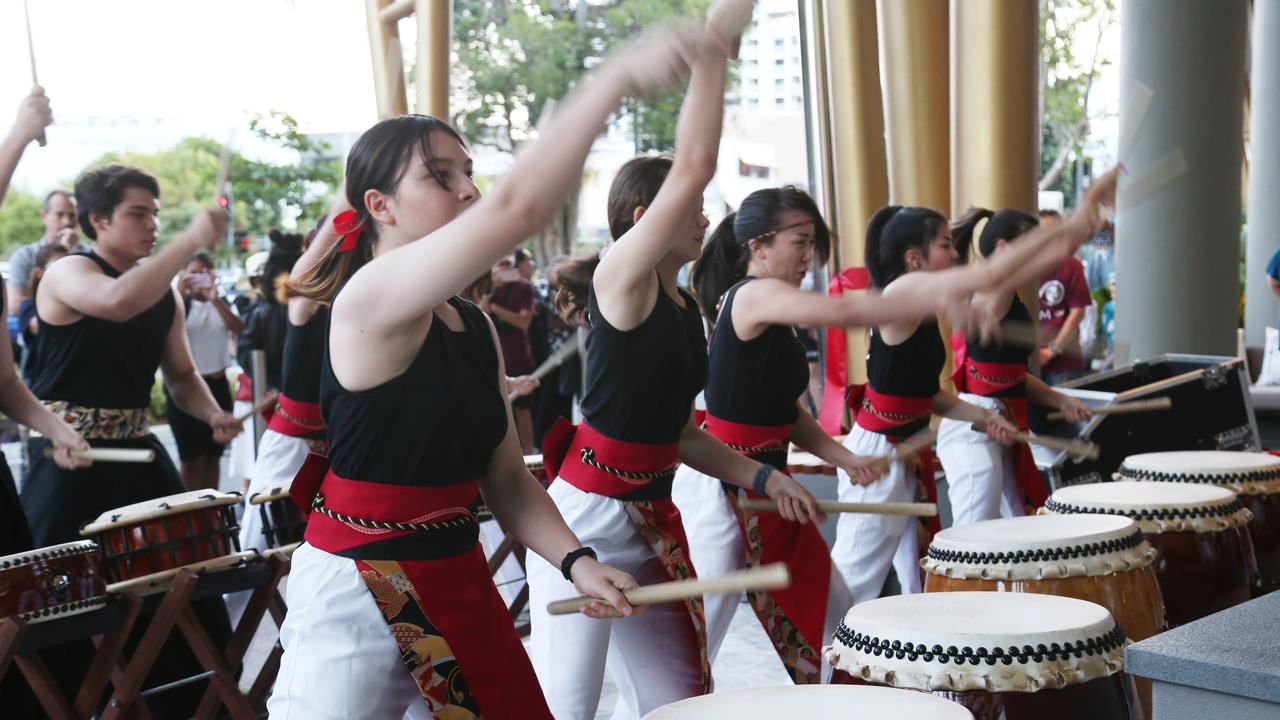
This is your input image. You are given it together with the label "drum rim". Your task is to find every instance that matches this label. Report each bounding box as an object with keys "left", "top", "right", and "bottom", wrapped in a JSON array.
[
  {"left": 249, "top": 486, "right": 291, "bottom": 505},
  {"left": 80, "top": 490, "right": 244, "bottom": 535},
  {"left": 12, "top": 595, "right": 110, "bottom": 625},
  {"left": 0, "top": 540, "right": 100, "bottom": 569},
  {"left": 1043, "top": 484, "right": 1253, "bottom": 534},
  {"left": 924, "top": 519, "right": 1154, "bottom": 580},
  {"left": 1117, "top": 452, "right": 1280, "bottom": 494}
]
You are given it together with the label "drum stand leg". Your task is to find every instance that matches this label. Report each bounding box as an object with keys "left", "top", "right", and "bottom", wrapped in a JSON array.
[
  {"left": 79, "top": 593, "right": 144, "bottom": 718},
  {"left": 0, "top": 618, "right": 24, "bottom": 683},
  {"left": 246, "top": 585, "right": 289, "bottom": 708},
  {"left": 193, "top": 554, "right": 288, "bottom": 719},
  {"left": 487, "top": 530, "right": 532, "bottom": 637}
]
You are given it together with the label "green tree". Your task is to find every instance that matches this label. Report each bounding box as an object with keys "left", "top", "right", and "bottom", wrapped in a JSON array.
[
  {"left": 82, "top": 112, "right": 340, "bottom": 252},
  {"left": 0, "top": 190, "right": 46, "bottom": 257},
  {"left": 448, "top": 0, "right": 711, "bottom": 263},
  {"left": 1039, "top": 0, "right": 1115, "bottom": 199}
]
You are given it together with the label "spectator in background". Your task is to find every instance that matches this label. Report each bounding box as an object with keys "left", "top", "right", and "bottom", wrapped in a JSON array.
[
  {"left": 484, "top": 251, "right": 536, "bottom": 452},
  {"left": 17, "top": 243, "right": 69, "bottom": 384},
  {"left": 236, "top": 230, "right": 302, "bottom": 396},
  {"left": 7, "top": 190, "right": 83, "bottom": 358},
  {"left": 1101, "top": 271, "right": 1117, "bottom": 365},
  {"left": 1085, "top": 219, "right": 1116, "bottom": 292},
  {"left": 1037, "top": 208, "right": 1093, "bottom": 385},
  {"left": 531, "top": 256, "right": 577, "bottom": 450},
  {"left": 165, "top": 252, "right": 244, "bottom": 490},
  {"left": 1266, "top": 244, "right": 1280, "bottom": 345}
]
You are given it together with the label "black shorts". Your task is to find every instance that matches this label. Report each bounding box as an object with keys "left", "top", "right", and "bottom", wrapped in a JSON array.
[{"left": 165, "top": 373, "right": 234, "bottom": 461}]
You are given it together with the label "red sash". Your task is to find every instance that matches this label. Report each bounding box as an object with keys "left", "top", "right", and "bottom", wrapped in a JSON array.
[
  {"left": 846, "top": 385, "right": 940, "bottom": 534},
  {"left": 266, "top": 393, "right": 325, "bottom": 438},
  {"left": 541, "top": 416, "right": 711, "bottom": 693},
  {"left": 704, "top": 414, "right": 833, "bottom": 683},
  {"left": 948, "top": 344, "right": 1048, "bottom": 510},
  {"left": 234, "top": 373, "right": 276, "bottom": 425}
]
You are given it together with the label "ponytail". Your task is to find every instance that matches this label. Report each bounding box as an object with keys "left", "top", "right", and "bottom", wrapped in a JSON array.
[
  {"left": 977, "top": 208, "right": 1039, "bottom": 258},
  {"left": 691, "top": 212, "right": 746, "bottom": 324},
  {"left": 285, "top": 231, "right": 374, "bottom": 305},
  {"left": 949, "top": 207, "right": 993, "bottom": 265},
  {"left": 554, "top": 253, "right": 601, "bottom": 326}
]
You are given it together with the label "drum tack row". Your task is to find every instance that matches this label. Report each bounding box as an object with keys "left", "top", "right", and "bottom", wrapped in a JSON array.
[{"left": 2, "top": 450, "right": 1275, "bottom": 718}]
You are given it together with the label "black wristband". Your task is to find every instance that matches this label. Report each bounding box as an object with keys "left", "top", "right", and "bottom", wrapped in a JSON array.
[
  {"left": 752, "top": 462, "right": 772, "bottom": 496},
  {"left": 560, "top": 546, "right": 597, "bottom": 581}
]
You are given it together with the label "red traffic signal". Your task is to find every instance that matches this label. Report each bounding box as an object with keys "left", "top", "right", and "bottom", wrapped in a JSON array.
[{"left": 217, "top": 195, "right": 230, "bottom": 209}]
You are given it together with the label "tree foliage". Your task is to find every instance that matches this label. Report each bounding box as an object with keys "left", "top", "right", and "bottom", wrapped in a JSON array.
[
  {"left": 0, "top": 190, "right": 47, "bottom": 257},
  {"left": 1039, "top": 0, "right": 1115, "bottom": 198},
  {"left": 82, "top": 111, "right": 340, "bottom": 251}
]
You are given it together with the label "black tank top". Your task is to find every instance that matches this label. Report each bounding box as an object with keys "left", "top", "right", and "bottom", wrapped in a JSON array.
[
  {"left": 321, "top": 297, "right": 506, "bottom": 486},
  {"left": 967, "top": 297, "right": 1032, "bottom": 364},
  {"left": 966, "top": 298, "right": 1031, "bottom": 399},
  {"left": 705, "top": 279, "right": 807, "bottom": 426},
  {"left": 281, "top": 307, "right": 328, "bottom": 404},
  {"left": 578, "top": 281, "right": 708, "bottom": 445},
  {"left": 867, "top": 319, "right": 945, "bottom": 399},
  {"left": 30, "top": 252, "right": 176, "bottom": 409}
]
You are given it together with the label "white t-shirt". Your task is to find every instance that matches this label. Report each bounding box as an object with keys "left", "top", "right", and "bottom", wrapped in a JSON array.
[{"left": 186, "top": 299, "right": 233, "bottom": 375}]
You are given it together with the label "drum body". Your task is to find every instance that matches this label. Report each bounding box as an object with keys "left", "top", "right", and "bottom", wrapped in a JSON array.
[
  {"left": 80, "top": 490, "right": 243, "bottom": 583},
  {"left": 825, "top": 592, "right": 1142, "bottom": 720},
  {"left": 1043, "top": 480, "right": 1256, "bottom": 627},
  {"left": 0, "top": 541, "right": 107, "bottom": 622},
  {"left": 922, "top": 515, "right": 1165, "bottom": 642},
  {"left": 249, "top": 487, "right": 305, "bottom": 549},
  {"left": 643, "top": 685, "right": 973, "bottom": 719},
  {"left": 1118, "top": 450, "right": 1280, "bottom": 595}
]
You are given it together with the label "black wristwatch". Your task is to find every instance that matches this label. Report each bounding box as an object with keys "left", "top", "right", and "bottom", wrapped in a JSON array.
[
  {"left": 752, "top": 462, "right": 773, "bottom": 496},
  {"left": 561, "top": 546, "right": 597, "bottom": 581}
]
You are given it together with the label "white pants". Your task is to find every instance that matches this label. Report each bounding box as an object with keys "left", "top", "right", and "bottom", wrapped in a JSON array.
[
  {"left": 832, "top": 428, "right": 922, "bottom": 604},
  {"left": 936, "top": 394, "right": 1025, "bottom": 526},
  {"left": 267, "top": 543, "right": 425, "bottom": 719},
  {"left": 528, "top": 480, "right": 704, "bottom": 720},
  {"left": 671, "top": 464, "right": 851, "bottom": 681},
  {"left": 227, "top": 399, "right": 256, "bottom": 487},
  {"left": 225, "top": 429, "right": 311, "bottom": 625}
]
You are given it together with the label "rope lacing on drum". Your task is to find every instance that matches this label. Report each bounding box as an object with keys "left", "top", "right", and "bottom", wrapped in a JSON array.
[
  {"left": 833, "top": 621, "right": 1127, "bottom": 666},
  {"left": 311, "top": 492, "right": 477, "bottom": 533},
  {"left": 578, "top": 447, "right": 675, "bottom": 482},
  {"left": 861, "top": 399, "right": 928, "bottom": 424},
  {"left": 1044, "top": 497, "right": 1247, "bottom": 521},
  {"left": 1116, "top": 464, "right": 1280, "bottom": 485},
  {"left": 926, "top": 529, "right": 1146, "bottom": 566}
]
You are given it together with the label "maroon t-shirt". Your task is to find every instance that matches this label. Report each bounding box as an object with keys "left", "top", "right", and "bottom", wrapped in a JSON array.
[
  {"left": 492, "top": 278, "right": 534, "bottom": 375},
  {"left": 1038, "top": 257, "right": 1092, "bottom": 374}
]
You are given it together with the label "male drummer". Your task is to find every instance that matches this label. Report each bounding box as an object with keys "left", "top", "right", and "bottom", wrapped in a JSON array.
[{"left": 20, "top": 164, "right": 241, "bottom": 716}]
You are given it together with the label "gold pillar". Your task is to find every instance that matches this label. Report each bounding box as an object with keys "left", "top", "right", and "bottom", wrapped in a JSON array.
[
  {"left": 950, "top": 0, "right": 1040, "bottom": 338},
  {"left": 366, "top": 0, "right": 409, "bottom": 119},
  {"left": 825, "top": 0, "right": 890, "bottom": 386},
  {"left": 416, "top": 0, "right": 451, "bottom": 118},
  {"left": 878, "top": 0, "right": 950, "bottom": 213}
]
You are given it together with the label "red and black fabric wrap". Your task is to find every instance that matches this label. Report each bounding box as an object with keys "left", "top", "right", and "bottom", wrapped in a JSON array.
[{"left": 846, "top": 385, "right": 941, "bottom": 534}]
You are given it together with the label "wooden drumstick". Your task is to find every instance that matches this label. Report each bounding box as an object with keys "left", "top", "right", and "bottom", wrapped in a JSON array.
[
  {"left": 970, "top": 419, "right": 1100, "bottom": 461},
  {"left": 508, "top": 339, "right": 580, "bottom": 401},
  {"left": 212, "top": 139, "right": 233, "bottom": 205},
  {"left": 738, "top": 499, "right": 937, "bottom": 517},
  {"left": 235, "top": 392, "right": 279, "bottom": 424},
  {"left": 547, "top": 562, "right": 790, "bottom": 616},
  {"left": 43, "top": 447, "right": 156, "bottom": 463},
  {"left": 1046, "top": 397, "right": 1171, "bottom": 422},
  {"left": 22, "top": 0, "right": 45, "bottom": 147}
]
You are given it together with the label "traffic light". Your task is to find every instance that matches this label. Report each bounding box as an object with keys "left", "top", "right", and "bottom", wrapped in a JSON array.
[{"left": 217, "top": 195, "right": 230, "bottom": 209}]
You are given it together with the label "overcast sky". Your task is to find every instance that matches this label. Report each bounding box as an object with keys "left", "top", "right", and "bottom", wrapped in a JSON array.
[{"left": 0, "top": 0, "right": 381, "bottom": 192}]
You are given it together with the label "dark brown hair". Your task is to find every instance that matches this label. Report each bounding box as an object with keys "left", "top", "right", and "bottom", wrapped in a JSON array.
[{"left": 289, "top": 115, "right": 466, "bottom": 304}]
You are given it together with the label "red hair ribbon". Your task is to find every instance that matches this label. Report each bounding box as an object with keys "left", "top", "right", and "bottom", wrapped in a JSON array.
[{"left": 333, "top": 209, "right": 363, "bottom": 253}]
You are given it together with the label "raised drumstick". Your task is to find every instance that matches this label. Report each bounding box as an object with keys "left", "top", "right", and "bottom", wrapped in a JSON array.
[
  {"left": 508, "top": 338, "right": 580, "bottom": 401},
  {"left": 547, "top": 562, "right": 790, "bottom": 616},
  {"left": 738, "top": 499, "right": 937, "bottom": 517},
  {"left": 43, "top": 447, "right": 155, "bottom": 463},
  {"left": 970, "top": 419, "right": 1099, "bottom": 461},
  {"left": 22, "top": 0, "right": 45, "bottom": 147},
  {"left": 1046, "top": 396, "right": 1171, "bottom": 422},
  {"left": 236, "top": 392, "right": 279, "bottom": 424}
]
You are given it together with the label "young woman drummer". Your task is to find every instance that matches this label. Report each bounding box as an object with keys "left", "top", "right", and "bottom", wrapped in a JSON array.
[
  {"left": 937, "top": 208, "right": 1093, "bottom": 526},
  {"left": 678, "top": 184, "right": 1018, "bottom": 683},
  {"left": 268, "top": 31, "right": 699, "bottom": 720},
  {"left": 525, "top": 3, "right": 828, "bottom": 717},
  {"left": 832, "top": 169, "right": 1120, "bottom": 607}
]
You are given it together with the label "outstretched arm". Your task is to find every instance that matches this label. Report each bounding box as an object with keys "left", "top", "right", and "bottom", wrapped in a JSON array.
[
  {"left": 0, "top": 87, "right": 50, "bottom": 206},
  {"left": 336, "top": 29, "right": 700, "bottom": 337}
]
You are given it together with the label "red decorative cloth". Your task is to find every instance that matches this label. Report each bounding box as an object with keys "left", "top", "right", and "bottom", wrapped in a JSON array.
[
  {"left": 266, "top": 394, "right": 324, "bottom": 438},
  {"left": 819, "top": 267, "right": 871, "bottom": 434},
  {"left": 847, "top": 385, "right": 940, "bottom": 534}
]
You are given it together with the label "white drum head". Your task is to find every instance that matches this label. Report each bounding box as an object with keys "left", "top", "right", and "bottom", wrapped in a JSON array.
[
  {"left": 1117, "top": 450, "right": 1280, "bottom": 494},
  {"left": 826, "top": 592, "right": 1127, "bottom": 693},
  {"left": 1044, "top": 481, "right": 1251, "bottom": 534},
  {"left": 0, "top": 540, "right": 98, "bottom": 569},
  {"left": 249, "top": 486, "right": 291, "bottom": 505},
  {"left": 924, "top": 514, "right": 1154, "bottom": 580},
  {"left": 643, "top": 685, "right": 973, "bottom": 719},
  {"left": 81, "top": 490, "right": 243, "bottom": 535}
]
